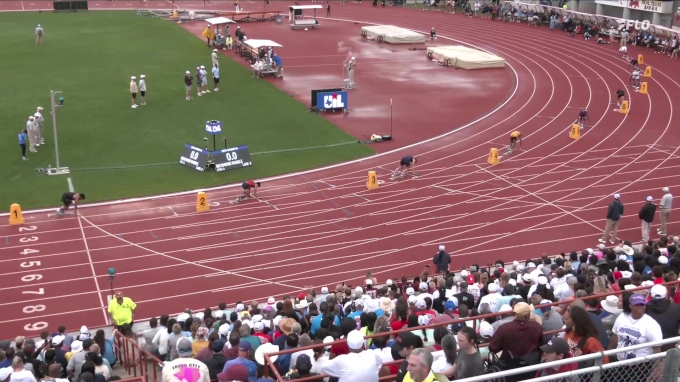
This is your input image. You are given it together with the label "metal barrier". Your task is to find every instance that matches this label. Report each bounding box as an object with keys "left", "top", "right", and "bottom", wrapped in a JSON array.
[
  {"left": 261, "top": 280, "right": 680, "bottom": 382},
  {"left": 113, "top": 331, "right": 165, "bottom": 382},
  {"left": 456, "top": 338, "right": 680, "bottom": 382}
]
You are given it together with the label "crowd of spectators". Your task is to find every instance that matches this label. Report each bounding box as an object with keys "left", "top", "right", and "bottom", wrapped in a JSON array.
[{"left": 3, "top": 235, "right": 680, "bottom": 382}]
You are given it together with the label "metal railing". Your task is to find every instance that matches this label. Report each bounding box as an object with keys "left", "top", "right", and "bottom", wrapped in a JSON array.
[
  {"left": 113, "top": 330, "right": 165, "bottom": 381},
  {"left": 456, "top": 338, "right": 680, "bottom": 382}
]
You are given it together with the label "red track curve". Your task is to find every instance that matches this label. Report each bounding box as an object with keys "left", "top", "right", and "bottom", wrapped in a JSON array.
[{"left": 1, "top": 2, "right": 679, "bottom": 339}]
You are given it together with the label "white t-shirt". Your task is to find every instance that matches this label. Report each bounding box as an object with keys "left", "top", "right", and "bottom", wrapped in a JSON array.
[
  {"left": 27, "top": 120, "right": 36, "bottom": 131},
  {"left": 212, "top": 67, "right": 220, "bottom": 79},
  {"left": 161, "top": 357, "right": 210, "bottom": 382},
  {"left": 612, "top": 313, "right": 663, "bottom": 360},
  {"left": 10, "top": 370, "right": 37, "bottom": 382},
  {"left": 620, "top": 46, "right": 628, "bottom": 54},
  {"left": 478, "top": 292, "right": 500, "bottom": 312},
  {"left": 632, "top": 71, "right": 640, "bottom": 79},
  {"left": 322, "top": 351, "right": 382, "bottom": 382},
  {"left": 139, "top": 79, "right": 147, "bottom": 92},
  {"left": 212, "top": 52, "right": 218, "bottom": 62}
]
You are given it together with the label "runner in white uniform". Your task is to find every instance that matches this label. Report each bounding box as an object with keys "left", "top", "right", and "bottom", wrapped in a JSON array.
[
  {"left": 619, "top": 45, "right": 628, "bottom": 60},
  {"left": 631, "top": 68, "right": 641, "bottom": 90}
]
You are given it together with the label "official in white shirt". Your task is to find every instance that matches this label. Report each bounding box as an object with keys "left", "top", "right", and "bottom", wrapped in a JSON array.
[
  {"left": 322, "top": 330, "right": 382, "bottom": 382},
  {"left": 129, "top": 76, "right": 139, "bottom": 108},
  {"left": 139, "top": 75, "right": 147, "bottom": 105},
  {"left": 34, "top": 107, "right": 45, "bottom": 146},
  {"left": 212, "top": 63, "right": 220, "bottom": 91},
  {"left": 35, "top": 24, "right": 44, "bottom": 45},
  {"left": 212, "top": 49, "right": 219, "bottom": 66},
  {"left": 26, "top": 116, "right": 38, "bottom": 153}
]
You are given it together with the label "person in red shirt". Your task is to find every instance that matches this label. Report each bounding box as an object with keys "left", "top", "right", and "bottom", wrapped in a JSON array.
[{"left": 239, "top": 180, "right": 261, "bottom": 201}]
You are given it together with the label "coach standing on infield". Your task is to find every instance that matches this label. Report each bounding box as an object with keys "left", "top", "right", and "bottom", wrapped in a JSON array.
[
  {"left": 639, "top": 196, "right": 656, "bottom": 242},
  {"left": 35, "top": 24, "right": 44, "bottom": 45},
  {"left": 27, "top": 116, "right": 38, "bottom": 153},
  {"left": 129, "top": 76, "right": 138, "bottom": 108},
  {"left": 658, "top": 187, "right": 673, "bottom": 236},
  {"left": 139, "top": 75, "right": 147, "bottom": 105},
  {"left": 600, "top": 194, "right": 624, "bottom": 245},
  {"left": 184, "top": 70, "right": 193, "bottom": 101}
]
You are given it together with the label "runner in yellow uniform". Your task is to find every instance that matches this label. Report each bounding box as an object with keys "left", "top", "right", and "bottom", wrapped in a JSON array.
[{"left": 508, "top": 131, "right": 522, "bottom": 154}]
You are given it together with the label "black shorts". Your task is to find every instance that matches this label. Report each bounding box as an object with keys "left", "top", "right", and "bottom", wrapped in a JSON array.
[
  {"left": 214, "top": 77, "right": 220, "bottom": 84},
  {"left": 631, "top": 59, "right": 638, "bottom": 65},
  {"left": 617, "top": 92, "right": 624, "bottom": 98},
  {"left": 131, "top": 93, "right": 137, "bottom": 99},
  {"left": 61, "top": 197, "right": 73, "bottom": 206},
  {"left": 242, "top": 182, "right": 251, "bottom": 190},
  {"left": 511, "top": 137, "right": 518, "bottom": 143},
  {"left": 400, "top": 158, "right": 412, "bottom": 167},
  {"left": 141, "top": 91, "right": 146, "bottom": 97}
]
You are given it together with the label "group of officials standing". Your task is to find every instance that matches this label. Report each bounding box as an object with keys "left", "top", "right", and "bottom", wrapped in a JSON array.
[
  {"left": 18, "top": 107, "right": 45, "bottom": 161},
  {"left": 601, "top": 188, "right": 674, "bottom": 244}
]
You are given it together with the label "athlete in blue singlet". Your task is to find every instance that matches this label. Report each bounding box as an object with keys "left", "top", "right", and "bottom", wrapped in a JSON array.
[{"left": 393, "top": 156, "right": 417, "bottom": 178}]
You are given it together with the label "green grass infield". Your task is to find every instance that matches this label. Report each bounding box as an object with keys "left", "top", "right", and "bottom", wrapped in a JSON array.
[{"left": 0, "top": 11, "right": 373, "bottom": 210}]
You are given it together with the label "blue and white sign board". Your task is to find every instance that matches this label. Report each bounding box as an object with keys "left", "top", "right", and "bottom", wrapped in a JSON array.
[
  {"left": 316, "top": 91, "right": 348, "bottom": 111},
  {"left": 206, "top": 121, "right": 222, "bottom": 135}
]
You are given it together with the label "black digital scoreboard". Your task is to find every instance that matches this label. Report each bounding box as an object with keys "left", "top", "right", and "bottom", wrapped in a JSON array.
[
  {"left": 212, "top": 145, "right": 253, "bottom": 173},
  {"left": 179, "top": 144, "right": 209, "bottom": 172}
]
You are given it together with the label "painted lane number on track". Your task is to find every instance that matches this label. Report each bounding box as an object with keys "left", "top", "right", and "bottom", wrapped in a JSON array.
[{"left": 17, "top": 226, "right": 48, "bottom": 332}]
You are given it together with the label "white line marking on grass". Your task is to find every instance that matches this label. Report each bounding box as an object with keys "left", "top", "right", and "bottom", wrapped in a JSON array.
[{"left": 67, "top": 177, "right": 74, "bottom": 192}]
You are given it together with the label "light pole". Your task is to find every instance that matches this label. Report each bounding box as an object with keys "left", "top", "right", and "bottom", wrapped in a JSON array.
[{"left": 48, "top": 90, "right": 70, "bottom": 176}]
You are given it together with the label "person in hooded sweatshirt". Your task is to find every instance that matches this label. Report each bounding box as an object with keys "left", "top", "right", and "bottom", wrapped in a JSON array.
[
  {"left": 9, "top": 357, "right": 36, "bottom": 382},
  {"left": 432, "top": 245, "right": 451, "bottom": 274},
  {"left": 645, "top": 284, "right": 680, "bottom": 351},
  {"left": 534, "top": 338, "right": 577, "bottom": 378}
]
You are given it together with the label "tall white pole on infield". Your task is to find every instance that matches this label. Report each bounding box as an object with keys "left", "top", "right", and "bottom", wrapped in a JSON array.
[{"left": 48, "top": 90, "right": 70, "bottom": 175}]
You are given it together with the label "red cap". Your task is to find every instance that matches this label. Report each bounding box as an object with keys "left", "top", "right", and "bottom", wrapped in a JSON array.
[
  {"left": 467, "top": 275, "right": 476, "bottom": 284},
  {"left": 612, "top": 271, "right": 623, "bottom": 280},
  {"left": 297, "top": 292, "right": 305, "bottom": 300}
]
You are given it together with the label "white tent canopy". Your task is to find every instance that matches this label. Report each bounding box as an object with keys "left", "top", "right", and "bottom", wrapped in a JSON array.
[
  {"left": 243, "top": 39, "right": 283, "bottom": 48},
  {"left": 205, "top": 17, "right": 236, "bottom": 25},
  {"left": 289, "top": 5, "right": 323, "bottom": 9}
]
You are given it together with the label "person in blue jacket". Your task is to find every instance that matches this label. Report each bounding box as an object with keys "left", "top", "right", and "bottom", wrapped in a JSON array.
[{"left": 19, "top": 129, "right": 28, "bottom": 161}]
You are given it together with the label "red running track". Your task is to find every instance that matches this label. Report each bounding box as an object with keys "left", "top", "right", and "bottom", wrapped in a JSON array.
[{"left": 2, "top": 1, "right": 680, "bottom": 339}]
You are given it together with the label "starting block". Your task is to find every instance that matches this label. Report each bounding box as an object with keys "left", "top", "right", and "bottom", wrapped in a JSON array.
[
  {"left": 618, "top": 100, "right": 629, "bottom": 115},
  {"left": 367, "top": 171, "right": 379, "bottom": 190},
  {"left": 196, "top": 191, "right": 209, "bottom": 212},
  {"left": 569, "top": 124, "right": 580, "bottom": 140},
  {"left": 639, "top": 82, "right": 648, "bottom": 95},
  {"left": 487, "top": 148, "right": 499, "bottom": 165},
  {"left": 9, "top": 204, "right": 25, "bottom": 225},
  {"left": 637, "top": 54, "right": 644, "bottom": 65},
  {"left": 643, "top": 66, "right": 652, "bottom": 78}
]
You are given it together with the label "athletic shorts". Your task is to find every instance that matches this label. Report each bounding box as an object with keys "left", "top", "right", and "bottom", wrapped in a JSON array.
[
  {"left": 131, "top": 92, "right": 137, "bottom": 99},
  {"left": 631, "top": 59, "right": 638, "bottom": 65},
  {"left": 214, "top": 77, "right": 220, "bottom": 84},
  {"left": 61, "top": 196, "right": 73, "bottom": 206},
  {"left": 185, "top": 85, "right": 192, "bottom": 92},
  {"left": 511, "top": 137, "right": 518, "bottom": 143},
  {"left": 400, "top": 158, "right": 412, "bottom": 167},
  {"left": 242, "top": 182, "right": 251, "bottom": 190},
  {"left": 141, "top": 91, "right": 146, "bottom": 97}
]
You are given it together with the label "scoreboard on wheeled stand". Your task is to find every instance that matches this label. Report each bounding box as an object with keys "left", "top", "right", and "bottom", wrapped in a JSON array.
[{"left": 179, "top": 120, "right": 253, "bottom": 173}]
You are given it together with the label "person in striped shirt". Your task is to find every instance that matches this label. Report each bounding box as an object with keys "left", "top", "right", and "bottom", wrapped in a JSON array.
[
  {"left": 130, "top": 76, "right": 139, "bottom": 108},
  {"left": 139, "top": 74, "right": 147, "bottom": 106}
]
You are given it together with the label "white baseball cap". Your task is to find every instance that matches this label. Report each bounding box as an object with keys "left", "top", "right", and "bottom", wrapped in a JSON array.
[
  {"left": 321, "top": 286, "right": 329, "bottom": 293},
  {"left": 406, "top": 287, "right": 415, "bottom": 296},
  {"left": 438, "top": 245, "right": 445, "bottom": 251},
  {"left": 651, "top": 284, "right": 667, "bottom": 299},
  {"left": 662, "top": 187, "right": 670, "bottom": 193},
  {"left": 186, "top": 71, "right": 190, "bottom": 74},
  {"left": 614, "top": 194, "right": 620, "bottom": 199},
  {"left": 200, "top": 65, "right": 205, "bottom": 69},
  {"left": 646, "top": 196, "right": 653, "bottom": 201},
  {"left": 131, "top": 76, "right": 136, "bottom": 79},
  {"left": 346, "top": 330, "right": 364, "bottom": 350},
  {"left": 140, "top": 74, "right": 146, "bottom": 78},
  {"left": 213, "top": 49, "right": 218, "bottom": 52},
  {"left": 37, "top": 106, "right": 43, "bottom": 111}
]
